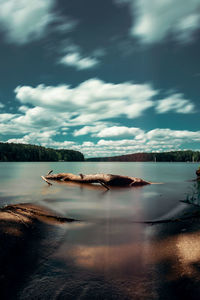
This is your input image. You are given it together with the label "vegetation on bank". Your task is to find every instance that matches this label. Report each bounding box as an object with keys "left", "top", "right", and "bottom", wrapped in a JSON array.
[
  {"left": 87, "top": 150, "right": 200, "bottom": 162},
  {"left": 0, "top": 142, "right": 84, "bottom": 162}
]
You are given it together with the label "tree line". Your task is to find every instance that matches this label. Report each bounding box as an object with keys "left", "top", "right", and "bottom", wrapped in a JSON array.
[
  {"left": 0, "top": 142, "right": 84, "bottom": 162},
  {"left": 87, "top": 150, "right": 200, "bottom": 162}
]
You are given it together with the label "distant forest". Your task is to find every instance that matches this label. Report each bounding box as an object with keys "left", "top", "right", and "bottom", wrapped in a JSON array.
[
  {"left": 87, "top": 150, "right": 200, "bottom": 162},
  {"left": 0, "top": 142, "right": 84, "bottom": 162}
]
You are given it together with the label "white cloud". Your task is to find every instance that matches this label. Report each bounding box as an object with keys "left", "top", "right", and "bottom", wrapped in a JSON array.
[
  {"left": 18, "top": 105, "right": 29, "bottom": 113},
  {"left": 4, "top": 126, "right": 200, "bottom": 157},
  {"left": 7, "top": 132, "right": 75, "bottom": 150},
  {"left": 0, "top": 107, "right": 69, "bottom": 136},
  {"left": 147, "top": 128, "right": 200, "bottom": 142},
  {"left": 74, "top": 126, "right": 96, "bottom": 136},
  {"left": 0, "top": 102, "right": 5, "bottom": 109},
  {"left": 82, "top": 141, "right": 95, "bottom": 147},
  {"left": 60, "top": 51, "right": 99, "bottom": 70},
  {"left": 7, "top": 130, "right": 57, "bottom": 144},
  {"left": 156, "top": 94, "right": 195, "bottom": 114},
  {"left": 120, "top": 0, "right": 200, "bottom": 43},
  {"left": 0, "top": 0, "right": 56, "bottom": 44},
  {"left": 0, "top": 0, "right": 77, "bottom": 44},
  {"left": 15, "top": 79, "right": 158, "bottom": 123},
  {"left": 54, "top": 17, "right": 78, "bottom": 33},
  {"left": 73, "top": 124, "right": 108, "bottom": 136},
  {"left": 96, "top": 126, "right": 143, "bottom": 138},
  {"left": 77, "top": 127, "right": 200, "bottom": 157},
  {"left": 14, "top": 79, "right": 195, "bottom": 131},
  {"left": 13, "top": 106, "right": 70, "bottom": 129},
  {"left": 97, "top": 139, "right": 137, "bottom": 146},
  {"left": 82, "top": 128, "right": 200, "bottom": 157},
  {"left": 0, "top": 113, "right": 18, "bottom": 122},
  {"left": 6, "top": 130, "right": 77, "bottom": 150},
  {"left": 0, "top": 79, "right": 196, "bottom": 157}
]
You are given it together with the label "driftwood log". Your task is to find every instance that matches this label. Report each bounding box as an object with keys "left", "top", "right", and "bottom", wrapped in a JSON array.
[{"left": 42, "top": 171, "right": 150, "bottom": 189}]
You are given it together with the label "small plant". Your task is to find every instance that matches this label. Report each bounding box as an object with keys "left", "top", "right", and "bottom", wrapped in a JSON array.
[{"left": 185, "top": 182, "right": 200, "bottom": 206}]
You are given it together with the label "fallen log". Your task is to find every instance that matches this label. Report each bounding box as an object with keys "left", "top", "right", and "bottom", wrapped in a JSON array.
[{"left": 42, "top": 171, "right": 150, "bottom": 188}]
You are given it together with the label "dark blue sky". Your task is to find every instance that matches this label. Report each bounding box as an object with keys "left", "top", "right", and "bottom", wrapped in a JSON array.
[{"left": 0, "top": 0, "right": 200, "bottom": 157}]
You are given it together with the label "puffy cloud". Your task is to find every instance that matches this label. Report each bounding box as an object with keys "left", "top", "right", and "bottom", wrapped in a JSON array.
[
  {"left": 147, "top": 128, "right": 200, "bottom": 142},
  {"left": 97, "top": 139, "right": 137, "bottom": 146},
  {"left": 4, "top": 126, "right": 200, "bottom": 157},
  {"left": 73, "top": 124, "right": 108, "bottom": 136},
  {"left": 14, "top": 106, "right": 70, "bottom": 128},
  {"left": 0, "top": 0, "right": 56, "bottom": 44},
  {"left": 156, "top": 94, "right": 195, "bottom": 114},
  {"left": 14, "top": 79, "right": 195, "bottom": 130},
  {"left": 83, "top": 128, "right": 200, "bottom": 156},
  {"left": 0, "top": 107, "right": 69, "bottom": 136},
  {"left": 7, "top": 130, "right": 57, "bottom": 144},
  {"left": 6, "top": 79, "right": 194, "bottom": 148},
  {"left": 7, "top": 132, "right": 74, "bottom": 149},
  {"left": 82, "top": 141, "right": 95, "bottom": 147},
  {"left": 78, "top": 127, "right": 200, "bottom": 156},
  {"left": 74, "top": 126, "right": 97, "bottom": 136},
  {"left": 6, "top": 131, "right": 77, "bottom": 150},
  {"left": 0, "top": 102, "right": 5, "bottom": 109},
  {"left": 96, "top": 126, "right": 143, "bottom": 138},
  {"left": 0, "top": 79, "right": 196, "bottom": 157},
  {"left": 15, "top": 79, "right": 158, "bottom": 123},
  {"left": 118, "top": 0, "right": 200, "bottom": 43},
  {"left": 45, "top": 140, "right": 75, "bottom": 148},
  {"left": 0, "top": 0, "right": 77, "bottom": 44},
  {"left": 18, "top": 105, "right": 29, "bottom": 113},
  {"left": 60, "top": 51, "right": 99, "bottom": 70},
  {"left": 0, "top": 113, "right": 17, "bottom": 122}
]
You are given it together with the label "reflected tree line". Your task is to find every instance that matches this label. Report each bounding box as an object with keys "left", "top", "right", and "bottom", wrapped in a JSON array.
[{"left": 0, "top": 142, "right": 84, "bottom": 162}]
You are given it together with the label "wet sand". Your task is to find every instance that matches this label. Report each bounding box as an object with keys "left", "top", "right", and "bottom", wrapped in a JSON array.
[{"left": 1, "top": 202, "right": 200, "bottom": 299}]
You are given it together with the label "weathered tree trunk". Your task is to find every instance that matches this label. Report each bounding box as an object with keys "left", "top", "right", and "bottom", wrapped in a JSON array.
[{"left": 43, "top": 171, "right": 150, "bottom": 188}]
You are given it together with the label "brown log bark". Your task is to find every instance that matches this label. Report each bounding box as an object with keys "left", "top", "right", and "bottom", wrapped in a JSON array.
[{"left": 43, "top": 171, "right": 150, "bottom": 187}]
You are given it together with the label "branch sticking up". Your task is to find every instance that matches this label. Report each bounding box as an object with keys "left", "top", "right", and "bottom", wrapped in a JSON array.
[
  {"left": 47, "top": 170, "right": 53, "bottom": 176},
  {"left": 41, "top": 176, "right": 52, "bottom": 186}
]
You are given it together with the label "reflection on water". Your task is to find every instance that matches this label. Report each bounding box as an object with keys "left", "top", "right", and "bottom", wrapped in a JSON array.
[
  {"left": 0, "top": 162, "right": 200, "bottom": 299},
  {"left": 16, "top": 214, "right": 200, "bottom": 299}
]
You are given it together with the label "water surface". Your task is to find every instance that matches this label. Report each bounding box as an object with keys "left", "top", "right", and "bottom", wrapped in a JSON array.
[{"left": 0, "top": 162, "right": 200, "bottom": 299}]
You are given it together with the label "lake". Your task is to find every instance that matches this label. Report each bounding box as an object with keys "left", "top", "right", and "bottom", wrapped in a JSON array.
[{"left": 0, "top": 162, "right": 200, "bottom": 299}]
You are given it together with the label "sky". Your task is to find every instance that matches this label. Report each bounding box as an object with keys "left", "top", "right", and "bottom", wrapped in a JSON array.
[{"left": 0, "top": 0, "right": 200, "bottom": 157}]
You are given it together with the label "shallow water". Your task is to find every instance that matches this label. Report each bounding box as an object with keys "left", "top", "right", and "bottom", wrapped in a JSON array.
[
  {"left": 0, "top": 161, "right": 198, "bottom": 220},
  {"left": 0, "top": 162, "right": 200, "bottom": 299}
]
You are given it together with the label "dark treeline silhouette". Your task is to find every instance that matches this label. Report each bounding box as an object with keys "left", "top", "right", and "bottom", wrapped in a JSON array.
[
  {"left": 0, "top": 142, "right": 84, "bottom": 162},
  {"left": 87, "top": 150, "right": 200, "bottom": 162}
]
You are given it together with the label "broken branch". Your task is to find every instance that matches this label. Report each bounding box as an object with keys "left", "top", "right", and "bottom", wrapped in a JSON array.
[{"left": 41, "top": 176, "right": 52, "bottom": 186}]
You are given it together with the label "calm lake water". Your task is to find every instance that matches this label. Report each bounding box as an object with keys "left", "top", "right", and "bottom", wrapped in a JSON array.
[
  {"left": 1, "top": 162, "right": 200, "bottom": 299},
  {"left": 0, "top": 161, "right": 199, "bottom": 220}
]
